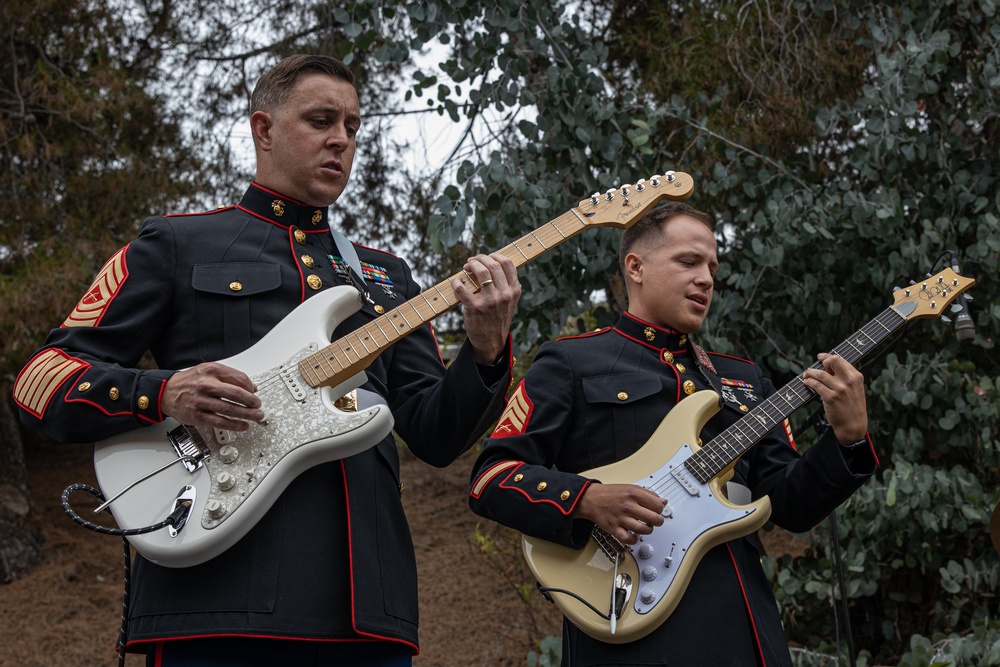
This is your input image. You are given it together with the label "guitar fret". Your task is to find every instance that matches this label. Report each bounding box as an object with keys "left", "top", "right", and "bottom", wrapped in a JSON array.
[
  {"left": 510, "top": 240, "right": 530, "bottom": 261},
  {"left": 550, "top": 221, "right": 568, "bottom": 239},
  {"left": 354, "top": 332, "right": 371, "bottom": 355},
  {"left": 432, "top": 284, "right": 455, "bottom": 307},
  {"left": 529, "top": 230, "right": 548, "bottom": 249},
  {"left": 371, "top": 318, "right": 391, "bottom": 343},
  {"left": 394, "top": 309, "right": 412, "bottom": 330}
]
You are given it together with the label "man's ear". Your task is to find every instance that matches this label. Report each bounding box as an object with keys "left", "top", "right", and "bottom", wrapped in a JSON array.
[
  {"left": 624, "top": 252, "right": 643, "bottom": 285},
  {"left": 250, "top": 110, "right": 273, "bottom": 151}
]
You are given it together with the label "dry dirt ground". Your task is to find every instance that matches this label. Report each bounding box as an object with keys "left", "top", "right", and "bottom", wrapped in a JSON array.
[
  {"left": 0, "top": 444, "right": 563, "bottom": 667},
  {"left": 2, "top": 443, "right": 807, "bottom": 667}
]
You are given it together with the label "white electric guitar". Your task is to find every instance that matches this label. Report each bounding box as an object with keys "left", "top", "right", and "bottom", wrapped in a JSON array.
[
  {"left": 522, "top": 268, "right": 975, "bottom": 643},
  {"left": 93, "top": 171, "right": 696, "bottom": 568}
]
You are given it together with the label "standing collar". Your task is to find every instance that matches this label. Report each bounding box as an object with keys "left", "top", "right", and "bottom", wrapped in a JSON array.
[
  {"left": 238, "top": 182, "right": 329, "bottom": 230},
  {"left": 613, "top": 311, "right": 690, "bottom": 352}
]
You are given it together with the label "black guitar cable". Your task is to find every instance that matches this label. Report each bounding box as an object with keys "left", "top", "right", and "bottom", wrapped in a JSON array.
[{"left": 61, "top": 483, "right": 192, "bottom": 667}]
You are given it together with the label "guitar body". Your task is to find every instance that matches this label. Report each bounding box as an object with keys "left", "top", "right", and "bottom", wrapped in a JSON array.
[
  {"left": 521, "top": 390, "right": 772, "bottom": 643},
  {"left": 93, "top": 286, "right": 395, "bottom": 568}
]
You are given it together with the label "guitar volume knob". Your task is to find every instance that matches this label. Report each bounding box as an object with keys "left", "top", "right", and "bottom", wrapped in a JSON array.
[
  {"left": 216, "top": 472, "right": 235, "bottom": 491},
  {"left": 642, "top": 566, "right": 658, "bottom": 581},
  {"left": 638, "top": 543, "right": 654, "bottom": 559},
  {"left": 218, "top": 444, "right": 239, "bottom": 464},
  {"left": 206, "top": 499, "right": 226, "bottom": 519},
  {"left": 639, "top": 588, "right": 656, "bottom": 605}
]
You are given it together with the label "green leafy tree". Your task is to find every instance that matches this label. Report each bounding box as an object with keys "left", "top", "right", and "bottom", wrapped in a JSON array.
[{"left": 0, "top": 0, "right": 223, "bottom": 579}]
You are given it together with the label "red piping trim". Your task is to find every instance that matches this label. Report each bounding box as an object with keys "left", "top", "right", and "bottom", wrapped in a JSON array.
[
  {"left": 287, "top": 227, "right": 307, "bottom": 302},
  {"left": 341, "top": 461, "right": 420, "bottom": 655},
  {"left": 707, "top": 350, "right": 755, "bottom": 366},
  {"left": 724, "top": 543, "right": 767, "bottom": 667},
  {"left": 556, "top": 327, "right": 609, "bottom": 341},
  {"left": 164, "top": 206, "right": 236, "bottom": 219},
  {"left": 621, "top": 311, "right": 682, "bottom": 334},
  {"left": 496, "top": 468, "right": 588, "bottom": 516},
  {"left": 428, "top": 322, "right": 445, "bottom": 365}
]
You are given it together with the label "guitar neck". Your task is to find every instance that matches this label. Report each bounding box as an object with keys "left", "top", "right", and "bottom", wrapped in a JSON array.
[
  {"left": 297, "top": 208, "right": 592, "bottom": 388},
  {"left": 684, "top": 305, "right": 908, "bottom": 482}
]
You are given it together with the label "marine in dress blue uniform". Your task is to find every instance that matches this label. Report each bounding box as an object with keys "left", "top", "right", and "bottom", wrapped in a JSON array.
[
  {"left": 469, "top": 203, "right": 876, "bottom": 666},
  {"left": 14, "top": 55, "right": 521, "bottom": 665},
  {"left": 15, "top": 183, "right": 513, "bottom": 658}
]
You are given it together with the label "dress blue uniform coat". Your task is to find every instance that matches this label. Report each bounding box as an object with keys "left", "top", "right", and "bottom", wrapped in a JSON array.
[
  {"left": 15, "top": 183, "right": 512, "bottom": 654},
  {"left": 469, "top": 311, "right": 877, "bottom": 667}
]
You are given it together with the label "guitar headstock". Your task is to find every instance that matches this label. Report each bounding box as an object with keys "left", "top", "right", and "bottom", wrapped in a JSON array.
[
  {"left": 575, "top": 171, "right": 694, "bottom": 229},
  {"left": 891, "top": 268, "right": 976, "bottom": 320}
]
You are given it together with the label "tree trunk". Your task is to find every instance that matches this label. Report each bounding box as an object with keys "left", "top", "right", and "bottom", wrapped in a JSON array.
[{"left": 0, "top": 390, "right": 43, "bottom": 582}]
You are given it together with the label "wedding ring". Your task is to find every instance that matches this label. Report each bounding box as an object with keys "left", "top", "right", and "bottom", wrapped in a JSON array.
[{"left": 481, "top": 279, "right": 494, "bottom": 286}]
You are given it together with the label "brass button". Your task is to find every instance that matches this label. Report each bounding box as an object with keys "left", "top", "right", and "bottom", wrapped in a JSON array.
[
  {"left": 311, "top": 210, "right": 323, "bottom": 224},
  {"left": 374, "top": 305, "right": 385, "bottom": 314},
  {"left": 137, "top": 396, "right": 150, "bottom": 409},
  {"left": 617, "top": 391, "right": 628, "bottom": 401},
  {"left": 399, "top": 482, "right": 405, "bottom": 493},
  {"left": 109, "top": 387, "right": 120, "bottom": 400},
  {"left": 740, "top": 404, "right": 749, "bottom": 412},
  {"left": 306, "top": 275, "right": 322, "bottom": 290},
  {"left": 513, "top": 474, "right": 523, "bottom": 483},
  {"left": 560, "top": 490, "right": 571, "bottom": 501},
  {"left": 662, "top": 351, "right": 674, "bottom": 364},
  {"left": 294, "top": 229, "right": 307, "bottom": 244},
  {"left": 683, "top": 380, "right": 696, "bottom": 395},
  {"left": 301, "top": 254, "right": 315, "bottom": 268},
  {"left": 229, "top": 281, "right": 243, "bottom": 292},
  {"left": 644, "top": 326, "right": 656, "bottom": 342},
  {"left": 271, "top": 200, "right": 285, "bottom": 217},
  {"left": 676, "top": 363, "right": 686, "bottom": 374},
  {"left": 678, "top": 335, "right": 687, "bottom": 346},
  {"left": 536, "top": 482, "right": 547, "bottom": 491},
  {"left": 77, "top": 381, "right": 91, "bottom": 392}
]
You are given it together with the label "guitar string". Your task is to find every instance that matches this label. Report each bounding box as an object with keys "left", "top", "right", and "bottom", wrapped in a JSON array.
[{"left": 632, "top": 307, "right": 908, "bottom": 505}]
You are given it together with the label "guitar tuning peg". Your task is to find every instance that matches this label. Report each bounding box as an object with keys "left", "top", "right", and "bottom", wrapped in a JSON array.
[
  {"left": 635, "top": 179, "right": 647, "bottom": 192},
  {"left": 951, "top": 304, "right": 964, "bottom": 313},
  {"left": 941, "top": 316, "right": 952, "bottom": 324},
  {"left": 893, "top": 285, "right": 901, "bottom": 292},
  {"left": 604, "top": 188, "right": 616, "bottom": 201},
  {"left": 965, "top": 294, "right": 974, "bottom": 302},
  {"left": 590, "top": 193, "right": 600, "bottom": 205},
  {"left": 909, "top": 280, "right": 916, "bottom": 285}
]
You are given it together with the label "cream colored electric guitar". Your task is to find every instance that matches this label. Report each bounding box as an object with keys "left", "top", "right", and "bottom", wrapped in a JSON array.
[
  {"left": 522, "top": 268, "right": 975, "bottom": 643},
  {"left": 92, "top": 171, "right": 695, "bottom": 568}
]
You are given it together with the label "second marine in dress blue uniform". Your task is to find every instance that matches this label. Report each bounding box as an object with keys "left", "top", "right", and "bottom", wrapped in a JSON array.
[{"left": 470, "top": 311, "right": 877, "bottom": 666}]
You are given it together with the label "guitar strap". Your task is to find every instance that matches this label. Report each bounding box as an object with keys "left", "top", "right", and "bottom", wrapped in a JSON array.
[
  {"left": 329, "top": 225, "right": 374, "bottom": 305},
  {"left": 690, "top": 340, "right": 722, "bottom": 392}
]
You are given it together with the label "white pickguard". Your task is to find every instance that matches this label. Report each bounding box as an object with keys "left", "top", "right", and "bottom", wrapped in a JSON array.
[{"left": 93, "top": 286, "right": 395, "bottom": 568}]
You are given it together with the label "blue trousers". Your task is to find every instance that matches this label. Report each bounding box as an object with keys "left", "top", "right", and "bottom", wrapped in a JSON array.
[{"left": 144, "top": 637, "right": 413, "bottom": 666}]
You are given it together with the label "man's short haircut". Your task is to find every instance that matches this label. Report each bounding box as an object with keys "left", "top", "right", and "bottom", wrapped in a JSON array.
[
  {"left": 250, "top": 54, "right": 356, "bottom": 115},
  {"left": 618, "top": 202, "right": 715, "bottom": 274}
]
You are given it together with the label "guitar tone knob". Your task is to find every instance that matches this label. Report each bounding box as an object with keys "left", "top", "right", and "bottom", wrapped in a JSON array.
[
  {"left": 638, "top": 543, "right": 654, "bottom": 560},
  {"left": 639, "top": 588, "right": 656, "bottom": 605},
  {"left": 662, "top": 504, "right": 673, "bottom": 518},
  {"left": 216, "top": 472, "right": 235, "bottom": 491},
  {"left": 642, "top": 566, "right": 658, "bottom": 581},
  {"left": 206, "top": 499, "right": 226, "bottom": 519},
  {"left": 218, "top": 444, "right": 239, "bottom": 464}
]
